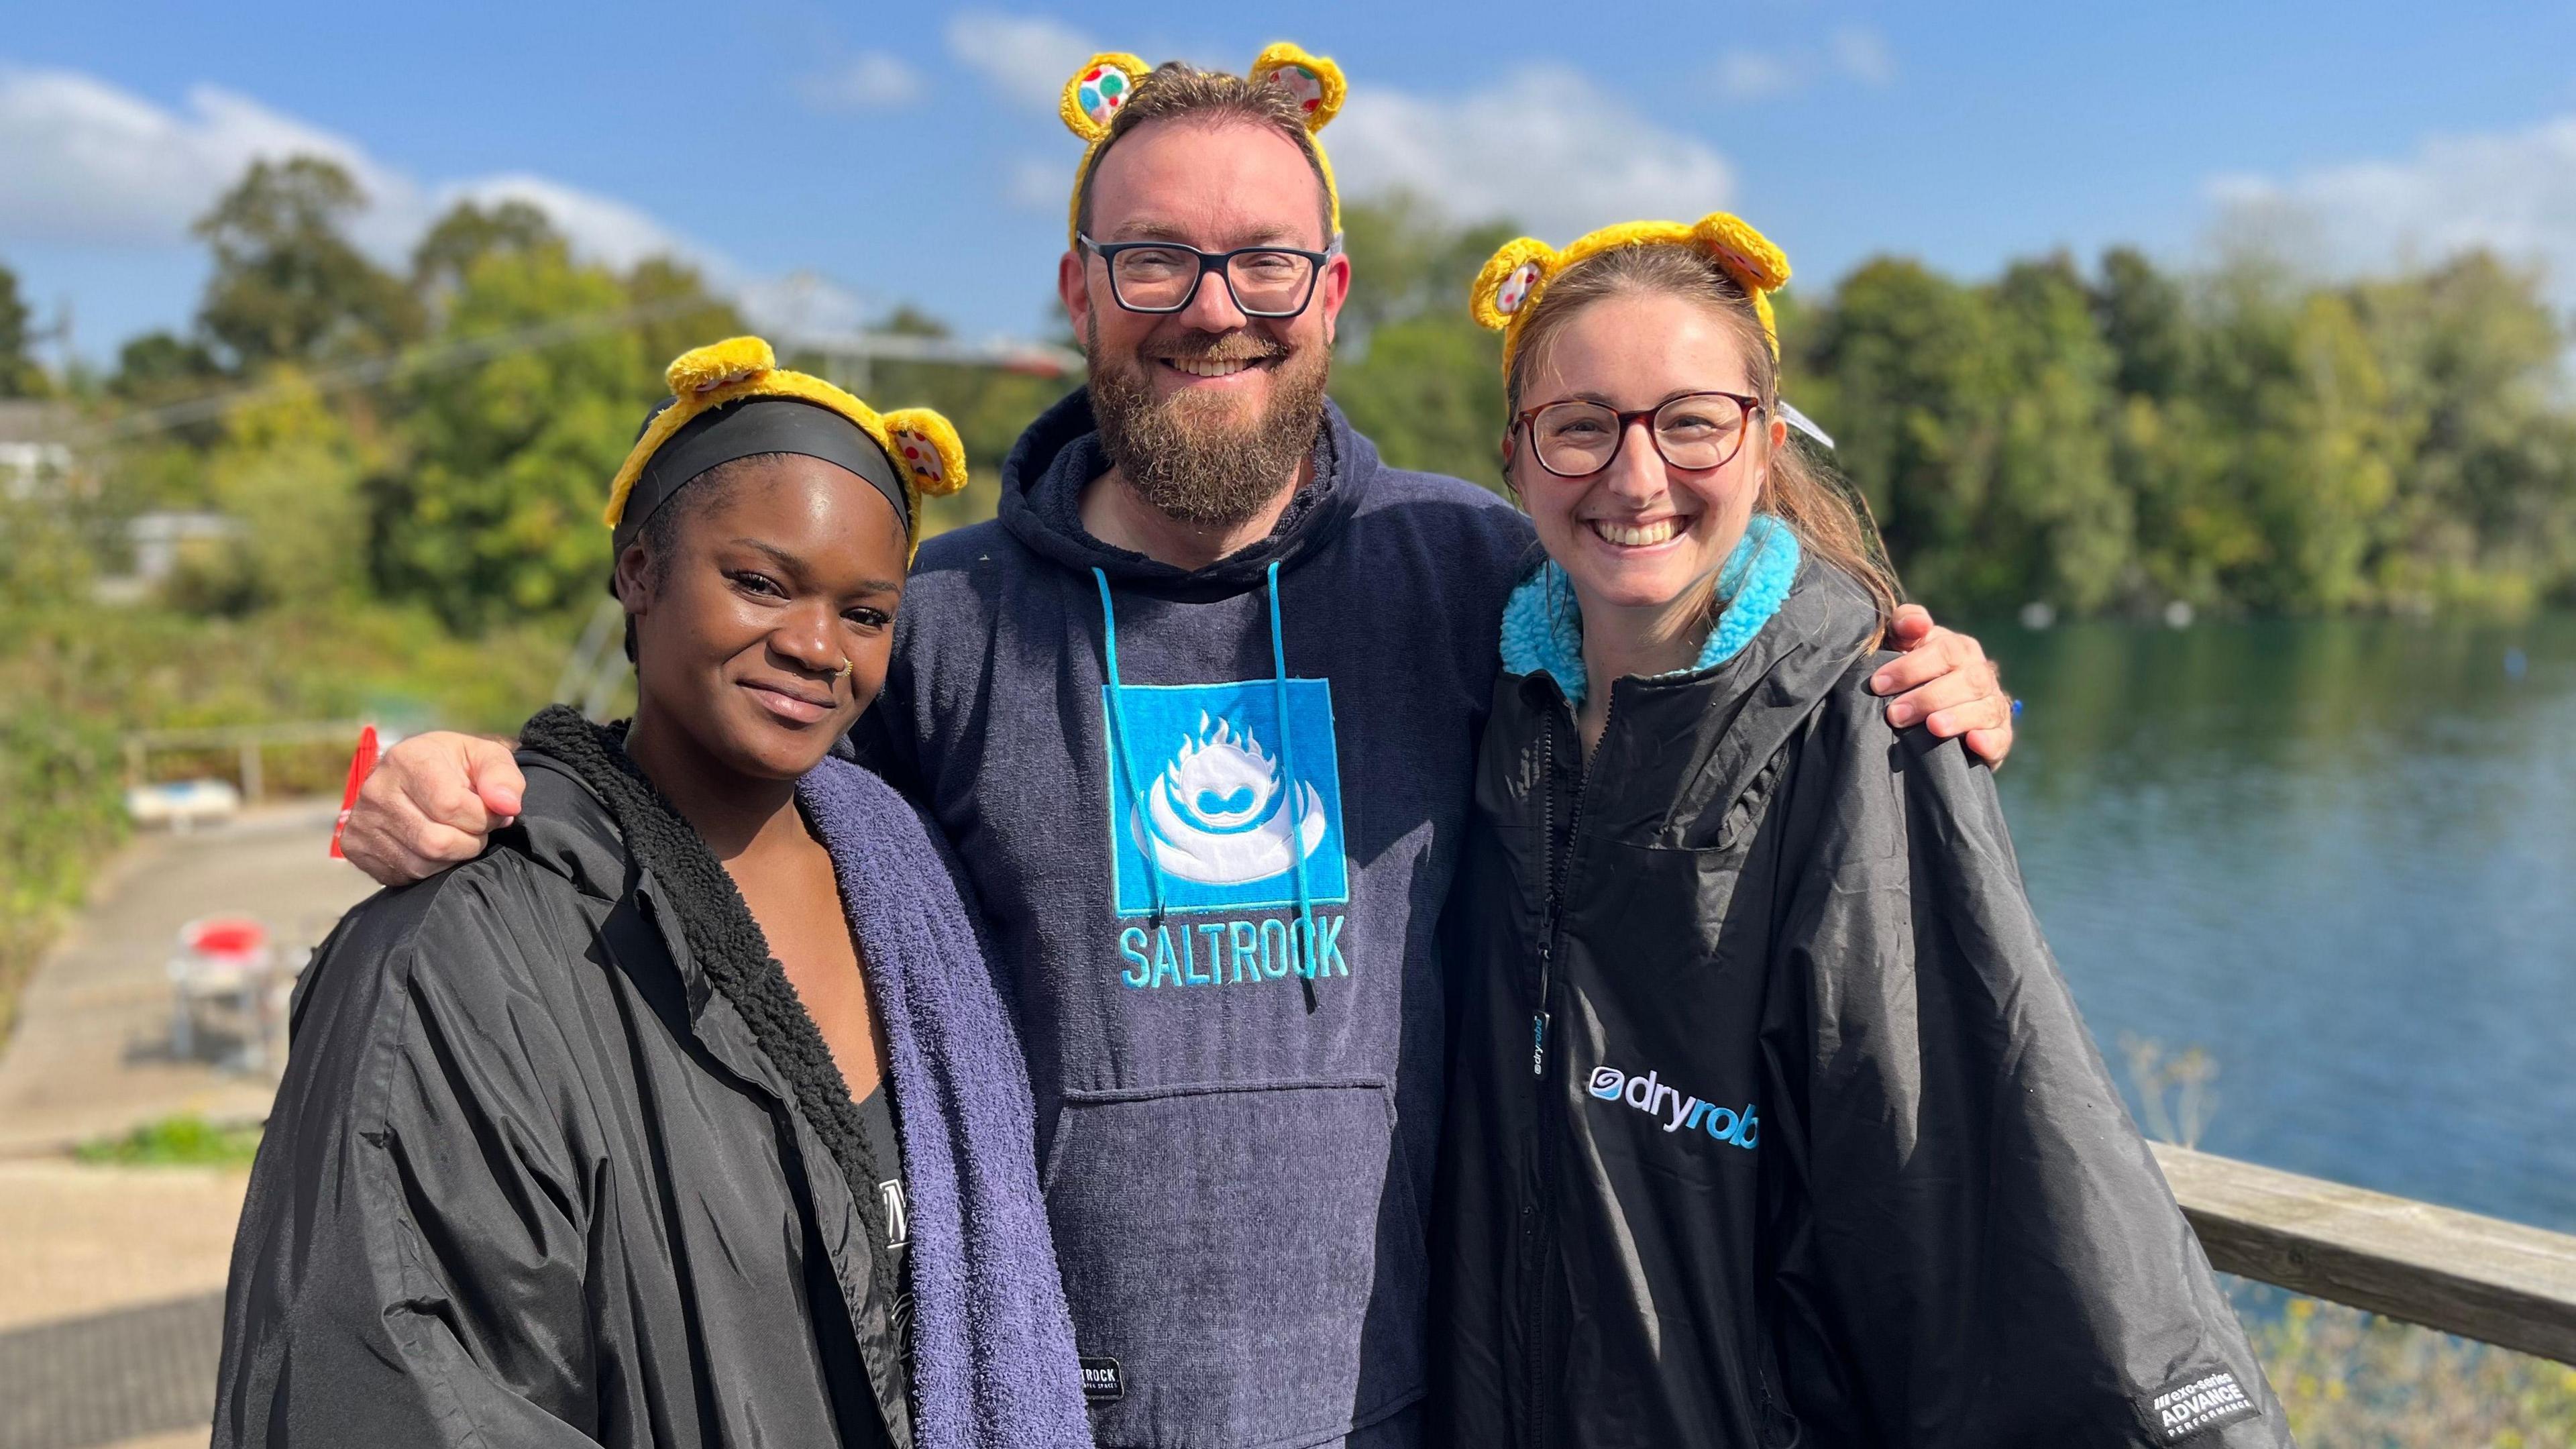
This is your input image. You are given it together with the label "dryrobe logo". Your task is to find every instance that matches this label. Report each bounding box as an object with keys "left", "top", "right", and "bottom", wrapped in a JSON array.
[
  {"left": 1587, "top": 1065, "right": 1759, "bottom": 1150},
  {"left": 1104, "top": 680, "right": 1348, "bottom": 916}
]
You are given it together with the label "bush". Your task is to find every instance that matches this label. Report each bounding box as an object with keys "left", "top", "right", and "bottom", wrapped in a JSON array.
[
  {"left": 2242, "top": 1285, "right": 2576, "bottom": 1446},
  {"left": 0, "top": 702, "right": 126, "bottom": 1042}
]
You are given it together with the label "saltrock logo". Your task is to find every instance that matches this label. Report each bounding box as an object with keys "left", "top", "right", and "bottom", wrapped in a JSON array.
[
  {"left": 1587, "top": 1065, "right": 1759, "bottom": 1150},
  {"left": 1104, "top": 680, "right": 1348, "bottom": 916},
  {"left": 1138, "top": 712, "right": 1329, "bottom": 885}
]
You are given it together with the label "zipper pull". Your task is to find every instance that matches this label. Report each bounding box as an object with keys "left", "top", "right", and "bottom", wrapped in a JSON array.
[{"left": 1532, "top": 1012, "right": 1549, "bottom": 1077}]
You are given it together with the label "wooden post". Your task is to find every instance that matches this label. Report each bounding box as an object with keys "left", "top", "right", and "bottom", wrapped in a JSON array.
[
  {"left": 239, "top": 737, "right": 263, "bottom": 802},
  {"left": 2153, "top": 1142, "right": 2576, "bottom": 1365}
]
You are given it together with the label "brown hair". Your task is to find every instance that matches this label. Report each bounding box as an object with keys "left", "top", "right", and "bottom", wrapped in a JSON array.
[
  {"left": 1503, "top": 243, "right": 1902, "bottom": 645},
  {"left": 1073, "top": 63, "right": 1334, "bottom": 244}
]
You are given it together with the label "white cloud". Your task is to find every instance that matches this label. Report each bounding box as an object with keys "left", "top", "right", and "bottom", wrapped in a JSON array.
[
  {"left": 945, "top": 11, "right": 1097, "bottom": 111},
  {"left": 2209, "top": 115, "right": 2576, "bottom": 298},
  {"left": 796, "top": 51, "right": 926, "bottom": 113},
  {"left": 737, "top": 271, "right": 876, "bottom": 337},
  {"left": 1332, "top": 67, "right": 1735, "bottom": 237},
  {"left": 1701, "top": 27, "right": 1894, "bottom": 103},
  {"left": 1831, "top": 25, "right": 1896, "bottom": 86},
  {"left": 1006, "top": 154, "right": 1069, "bottom": 212},
  {"left": 1715, "top": 50, "right": 1802, "bottom": 102},
  {"left": 0, "top": 66, "right": 394, "bottom": 246},
  {"left": 0, "top": 63, "right": 782, "bottom": 294}
]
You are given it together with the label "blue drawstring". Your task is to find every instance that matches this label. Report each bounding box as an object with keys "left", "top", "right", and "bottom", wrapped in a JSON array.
[
  {"left": 1267, "top": 561, "right": 1320, "bottom": 1008},
  {"left": 1094, "top": 568, "right": 1167, "bottom": 921}
]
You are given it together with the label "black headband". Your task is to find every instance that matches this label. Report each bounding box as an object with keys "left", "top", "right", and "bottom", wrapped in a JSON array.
[{"left": 610, "top": 395, "right": 909, "bottom": 561}]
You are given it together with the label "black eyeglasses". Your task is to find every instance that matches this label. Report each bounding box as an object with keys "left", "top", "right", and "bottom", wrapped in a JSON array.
[
  {"left": 1511, "top": 391, "right": 1765, "bottom": 478},
  {"left": 1077, "top": 233, "right": 1340, "bottom": 318}
]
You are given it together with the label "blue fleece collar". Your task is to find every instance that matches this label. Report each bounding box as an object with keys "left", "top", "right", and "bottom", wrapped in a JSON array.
[{"left": 1499, "top": 514, "right": 1801, "bottom": 711}]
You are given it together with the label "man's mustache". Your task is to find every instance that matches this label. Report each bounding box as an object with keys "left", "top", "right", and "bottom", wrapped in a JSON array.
[{"left": 1142, "top": 329, "right": 1288, "bottom": 365}]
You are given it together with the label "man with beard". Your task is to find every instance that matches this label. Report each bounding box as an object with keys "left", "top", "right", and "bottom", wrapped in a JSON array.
[{"left": 340, "top": 47, "right": 2015, "bottom": 1449}]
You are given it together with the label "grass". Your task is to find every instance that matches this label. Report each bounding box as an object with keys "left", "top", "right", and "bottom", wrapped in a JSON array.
[{"left": 72, "top": 1114, "right": 264, "bottom": 1168}]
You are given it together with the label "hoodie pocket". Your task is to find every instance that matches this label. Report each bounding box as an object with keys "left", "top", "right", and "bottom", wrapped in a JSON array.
[{"left": 1041, "top": 1077, "right": 1428, "bottom": 1449}]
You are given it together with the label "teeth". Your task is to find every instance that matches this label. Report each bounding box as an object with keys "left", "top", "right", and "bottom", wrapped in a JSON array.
[
  {"left": 1167, "top": 357, "right": 1253, "bottom": 378},
  {"left": 1592, "top": 519, "right": 1682, "bottom": 547}
]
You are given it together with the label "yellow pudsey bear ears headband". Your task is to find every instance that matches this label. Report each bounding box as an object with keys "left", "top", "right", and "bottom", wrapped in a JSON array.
[
  {"left": 602, "top": 337, "right": 967, "bottom": 566},
  {"left": 1471, "top": 213, "right": 1792, "bottom": 373},
  {"left": 1060, "top": 42, "right": 1347, "bottom": 249}
]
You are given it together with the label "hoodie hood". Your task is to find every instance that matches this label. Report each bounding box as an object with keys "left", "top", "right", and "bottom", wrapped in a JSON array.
[{"left": 998, "top": 386, "right": 1366, "bottom": 602}]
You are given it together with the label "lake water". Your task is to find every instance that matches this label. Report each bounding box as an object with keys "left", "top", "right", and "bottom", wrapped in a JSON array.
[{"left": 1989, "top": 612, "right": 2576, "bottom": 1234}]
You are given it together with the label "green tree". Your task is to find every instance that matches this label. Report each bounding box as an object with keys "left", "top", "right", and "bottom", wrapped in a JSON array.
[
  {"left": 107, "top": 331, "right": 221, "bottom": 405},
  {"left": 1809, "top": 257, "right": 2008, "bottom": 607},
  {"left": 1986, "top": 256, "right": 2131, "bottom": 612},
  {"left": 0, "top": 260, "right": 48, "bottom": 398},
  {"left": 368, "top": 238, "right": 644, "bottom": 630},
  {"left": 411, "top": 199, "right": 560, "bottom": 300},
  {"left": 2092, "top": 247, "right": 2192, "bottom": 402},
  {"left": 1328, "top": 195, "right": 1514, "bottom": 490},
  {"left": 194, "top": 156, "right": 422, "bottom": 374},
  {"left": 164, "top": 368, "right": 376, "bottom": 614},
  {"left": 625, "top": 256, "right": 746, "bottom": 378},
  {"left": 2354, "top": 252, "right": 2576, "bottom": 608},
  {"left": 1331, "top": 311, "right": 1505, "bottom": 488}
]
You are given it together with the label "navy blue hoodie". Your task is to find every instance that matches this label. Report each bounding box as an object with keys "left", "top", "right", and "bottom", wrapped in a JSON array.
[{"left": 851, "top": 390, "right": 1532, "bottom": 1448}]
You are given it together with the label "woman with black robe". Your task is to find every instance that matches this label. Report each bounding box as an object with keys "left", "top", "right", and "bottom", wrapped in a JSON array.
[
  {"left": 1434, "top": 224, "right": 2290, "bottom": 1446},
  {"left": 213, "top": 339, "right": 1093, "bottom": 1449}
]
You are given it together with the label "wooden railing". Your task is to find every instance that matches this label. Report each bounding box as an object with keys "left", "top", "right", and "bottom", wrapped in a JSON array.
[
  {"left": 121, "top": 720, "right": 370, "bottom": 803},
  {"left": 2153, "top": 1142, "right": 2576, "bottom": 1365}
]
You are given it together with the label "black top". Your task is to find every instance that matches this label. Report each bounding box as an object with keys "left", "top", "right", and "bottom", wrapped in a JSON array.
[
  {"left": 214, "top": 754, "right": 914, "bottom": 1448},
  {"left": 854, "top": 1083, "right": 912, "bottom": 1351}
]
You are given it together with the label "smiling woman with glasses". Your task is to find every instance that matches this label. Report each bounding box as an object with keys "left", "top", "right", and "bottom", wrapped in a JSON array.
[
  {"left": 1432, "top": 217, "right": 2290, "bottom": 1447},
  {"left": 1075, "top": 233, "right": 1342, "bottom": 317}
]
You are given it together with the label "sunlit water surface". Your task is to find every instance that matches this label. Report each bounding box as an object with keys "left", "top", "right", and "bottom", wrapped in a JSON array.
[{"left": 1990, "top": 614, "right": 2576, "bottom": 1232}]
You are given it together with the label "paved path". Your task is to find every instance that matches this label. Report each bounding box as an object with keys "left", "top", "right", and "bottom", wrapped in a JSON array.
[
  {"left": 0, "top": 1159, "right": 246, "bottom": 1449},
  {"left": 0, "top": 804, "right": 372, "bottom": 1449},
  {"left": 0, "top": 802, "right": 372, "bottom": 1159}
]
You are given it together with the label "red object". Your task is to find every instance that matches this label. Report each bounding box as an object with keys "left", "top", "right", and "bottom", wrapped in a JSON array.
[
  {"left": 329, "top": 724, "right": 379, "bottom": 859},
  {"left": 189, "top": 917, "right": 267, "bottom": 957}
]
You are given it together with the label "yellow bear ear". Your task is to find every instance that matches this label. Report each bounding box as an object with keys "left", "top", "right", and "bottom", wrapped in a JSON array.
[
  {"left": 666, "top": 335, "right": 774, "bottom": 396},
  {"left": 1062, "top": 53, "right": 1151, "bottom": 140},
  {"left": 1470, "top": 239, "right": 1558, "bottom": 330},
  {"left": 1691, "top": 213, "right": 1790, "bottom": 294},
  {"left": 880, "top": 409, "right": 968, "bottom": 499},
  {"left": 1250, "top": 42, "right": 1346, "bottom": 132}
]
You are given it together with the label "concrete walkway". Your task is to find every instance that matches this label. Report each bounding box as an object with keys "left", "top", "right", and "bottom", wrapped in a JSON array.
[
  {"left": 0, "top": 803, "right": 373, "bottom": 1449},
  {"left": 0, "top": 802, "right": 372, "bottom": 1159}
]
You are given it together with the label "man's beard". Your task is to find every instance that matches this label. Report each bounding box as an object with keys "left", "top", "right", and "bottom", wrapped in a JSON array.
[{"left": 1087, "top": 320, "right": 1331, "bottom": 529}]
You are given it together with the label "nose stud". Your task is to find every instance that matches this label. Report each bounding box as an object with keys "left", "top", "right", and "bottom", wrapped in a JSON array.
[{"left": 835, "top": 658, "right": 853, "bottom": 680}]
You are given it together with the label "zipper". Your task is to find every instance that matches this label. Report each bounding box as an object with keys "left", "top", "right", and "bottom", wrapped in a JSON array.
[{"left": 1521, "top": 685, "right": 1604, "bottom": 1448}]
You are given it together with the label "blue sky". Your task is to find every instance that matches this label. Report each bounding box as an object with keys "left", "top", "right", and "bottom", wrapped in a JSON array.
[{"left": 5, "top": 1, "right": 2573, "bottom": 366}]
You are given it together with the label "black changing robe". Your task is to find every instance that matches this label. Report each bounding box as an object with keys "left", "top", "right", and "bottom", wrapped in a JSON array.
[
  {"left": 213, "top": 751, "right": 909, "bottom": 1447},
  {"left": 1434, "top": 561, "right": 2292, "bottom": 1447}
]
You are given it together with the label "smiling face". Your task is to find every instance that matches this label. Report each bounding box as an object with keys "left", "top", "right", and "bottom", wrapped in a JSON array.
[
  {"left": 1063, "top": 116, "right": 1348, "bottom": 525},
  {"left": 615, "top": 453, "right": 907, "bottom": 784},
  {"left": 1509, "top": 290, "right": 1787, "bottom": 623}
]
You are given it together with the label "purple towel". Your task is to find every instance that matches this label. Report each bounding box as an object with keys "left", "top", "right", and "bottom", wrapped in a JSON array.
[{"left": 799, "top": 756, "right": 1092, "bottom": 1449}]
